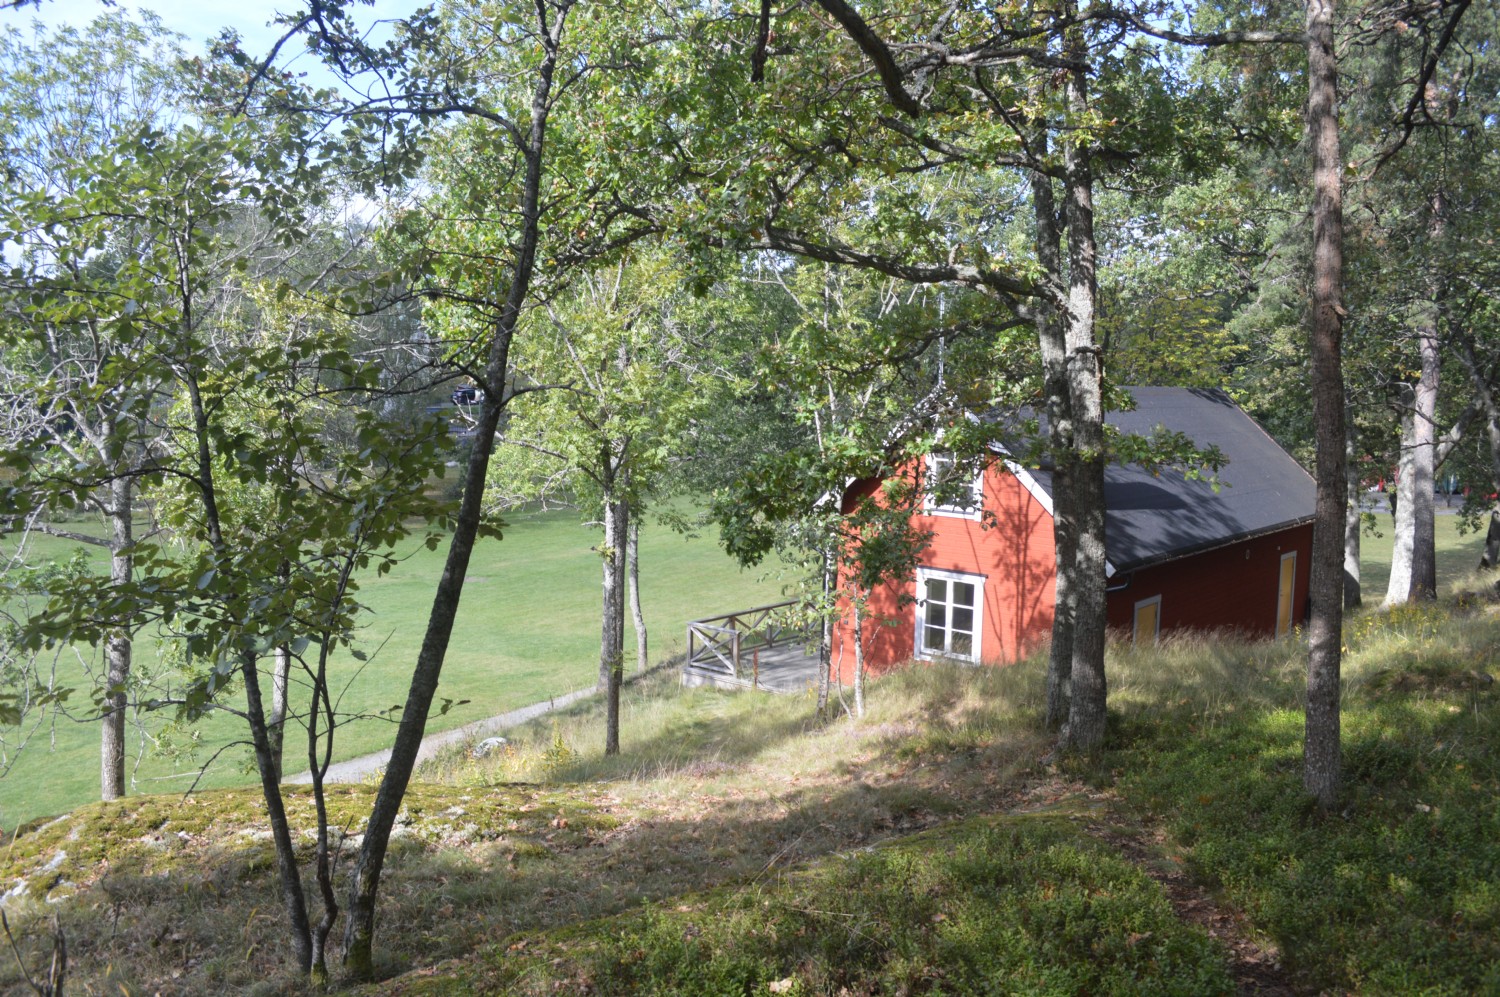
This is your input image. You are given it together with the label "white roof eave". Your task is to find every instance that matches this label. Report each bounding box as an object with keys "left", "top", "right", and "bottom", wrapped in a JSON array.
[{"left": 998, "top": 454, "right": 1117, "bottom": 579}]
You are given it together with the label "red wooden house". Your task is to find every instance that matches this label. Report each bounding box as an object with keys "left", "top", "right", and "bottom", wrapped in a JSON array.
[{"left": 831, "top": 387, "right": 1316, "bottom": 681}]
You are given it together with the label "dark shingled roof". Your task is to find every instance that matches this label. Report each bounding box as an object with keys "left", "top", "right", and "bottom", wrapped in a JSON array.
[{"left": 1012, "top": 387, "right": 1315, "bottom": 574}]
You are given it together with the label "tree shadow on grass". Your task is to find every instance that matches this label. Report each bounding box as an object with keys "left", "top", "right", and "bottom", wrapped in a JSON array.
[{"left": 359, "top": 673, "right": 1068, "bottom": 983}]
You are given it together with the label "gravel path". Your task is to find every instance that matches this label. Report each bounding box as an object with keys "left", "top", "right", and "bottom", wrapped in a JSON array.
[{"left": 287, "top": 685, "right": 598, "bottom": 785}]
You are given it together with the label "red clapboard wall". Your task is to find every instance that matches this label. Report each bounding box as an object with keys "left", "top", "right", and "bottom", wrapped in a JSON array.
[
  {"left": 832, "top": 458, "right": 1056, "bottom": 683},
  {"left": 1104, "top": 521, "right": 1313, "bottom": 636},
  {"left": 832, "top": 456, "right": 1313, "bottom": 683}
]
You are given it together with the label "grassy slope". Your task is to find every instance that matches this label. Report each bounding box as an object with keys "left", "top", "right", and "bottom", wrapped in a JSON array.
[
  {"left": 0, "top": 661, "right": 1243, "bottom": 996},
  {"left": 396, "top": 586, "right": 1500, "bottom": 997},
  {"left": 2, "top": 591, "right": 1495, "bottom": 995},
  {"left": 0, "top": 508, "right": 1492, "bottom": 995},
  {"left": 0, "top": 506, "right": 785, "bottom": 827},
  {"left": 1103, "top": 602, "right": 1500, "bottom": 992}
]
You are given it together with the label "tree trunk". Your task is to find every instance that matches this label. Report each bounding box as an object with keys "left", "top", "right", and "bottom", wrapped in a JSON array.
[
  {"left": 1386, "top": 342, "right": 1441, "bottom": 603},
  {"left": 1030, "top": 153, "right": 1075, "bottom": 733},
  {"left": 268, "top": 644, "right": 290, "bottom": 783},
  {"left": 1484, "top": 512, "right": 1500, "bottom": 571},
  {"left": 1477, "top": 421, "right": 1500, "bottom": 570},
  {"left": 1406, "top": 197, "right": 1445, "bottom": 601},
  {"left": 1065, "top": 414, "right": 1108, "bottom": 755},
  {"left": 341, "top": 6, "right": 569, "bottom": 972},
  {"left": 601, "top": 491, "right": 627, "bottom": 756},
  {"left": 1384, "top": 385, "right": 1418, "bottom": 605},
  {"left": 1058, "top": 10, "right": 1108, "bottom": 753},
  {"left": 1477, "top": 421, "right": 1500, "bottom": 571},
  {"left": 100, "top": 476, "right": 133, "bottom": 801},
  {"left": 627, "top": 515, "right": 648, "bottom": 671},
  {"left": 815, "top": 549, "right": 833, "bottom": 718},
  {"left": 1457, "top": 332, "right": 1500, "bottom": 571},
  {"left": 1343, "top": 411, "right": 1362, "bottom": 609},
  {"left": 183, "top": 347, "right": 321, "bottom": 972},
  {"left": 268, "top": 556, "right": 294, "bottom": 782},
  {"left": 240, "top": 647, "right": 314, "bottom": 973},
  {"left": 344, "top": 332, "right": 517, "bottom": 976},
  {"left": 1303, "top": 0, "right": 1347, "bottom": 811},
  {"left": 306, "top": 637, "right": 339, "bottom": 985},
  {"left": 852, "top": 595, "right": 865, "bottom": 718}
]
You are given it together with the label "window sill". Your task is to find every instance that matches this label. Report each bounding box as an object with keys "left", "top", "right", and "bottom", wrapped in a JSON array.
[{"left": 922, "top": 506, "right": 982, "bottom": 521}]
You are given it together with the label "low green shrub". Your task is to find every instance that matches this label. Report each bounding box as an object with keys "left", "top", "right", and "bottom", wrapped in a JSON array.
[
  {"left": 487, "top": 815, "right": 1233, "bottom": 996},
  {"left": 1110, "top": 609, "right": 1500, "bottom": 994}
]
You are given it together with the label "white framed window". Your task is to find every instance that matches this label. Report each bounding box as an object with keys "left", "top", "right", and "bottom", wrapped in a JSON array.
[
  {"left": 915, "top": 567, "right": 985, "bottom": 663},
  {"left": 924, "top": 452, "right": 983, "bottom": 519},
  {"left": 1133, "top": 595, "right": 1162, "bottom": 646}
]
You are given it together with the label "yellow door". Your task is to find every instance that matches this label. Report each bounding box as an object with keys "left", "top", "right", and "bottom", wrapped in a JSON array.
[
  {"left": 1133, "top": 597, "right": 1160, "bottom": 646},
  {"left": 1276, "top": 552, "right": 1297, "bottom": 637}
]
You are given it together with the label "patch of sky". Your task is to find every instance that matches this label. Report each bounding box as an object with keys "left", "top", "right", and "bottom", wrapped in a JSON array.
[
  {"left": 8, "top": 0, "right": 410, "bottom": 102},
  {"left": 4, "top": 1, "right": 411, "bottom": 227}
]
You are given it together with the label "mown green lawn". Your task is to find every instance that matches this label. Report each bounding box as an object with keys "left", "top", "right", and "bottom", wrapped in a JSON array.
[
  {"left": 1354, "top": 508, "right": 1485, "bottom": 599},
  {"left": 0, "top": 505, "right": 787, "bottom": 827}
]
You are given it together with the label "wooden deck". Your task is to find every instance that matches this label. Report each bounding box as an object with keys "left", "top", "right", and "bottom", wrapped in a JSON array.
[
  {"left": 682, "top": 642, "right": 824, "bottom": 693},
  {"left": 682, "top": 601, "right": 824, "bottom": 693}
]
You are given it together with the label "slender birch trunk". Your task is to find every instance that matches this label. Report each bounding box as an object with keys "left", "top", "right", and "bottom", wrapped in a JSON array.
[
  {"left": 601, "top": 493, "right": 627, "bottom": 755},
  {"left": 627, "top": 516, "right": 647, "bottom": 671},
  {"left": 1344, "top": 410, "right": 1362, "bottom": 608},
  {"left": 852, "top": 596, "right": 865, "bottom": 718},
  {"left": 1406, "top": 194, "right": 1446, "bottom": 601},
  {"left": 268, "top": 644, "right": 290, "bottom": 783},
  {"left": 268, "top": 562, "right": 292, "bottom": 782},
  {"left": 101, "top": 476, "right": 133, "bottom": 801},
  {"left": 1384, "top": 387, "right": 1418, "bottom": 605},
  {"left": 816, "top": 549, "right": 833, "bottom": 718}
]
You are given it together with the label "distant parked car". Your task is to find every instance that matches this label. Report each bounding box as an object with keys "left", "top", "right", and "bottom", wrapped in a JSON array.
[{"left": 451, "top": 386, "right": 484, "bottom": 406}]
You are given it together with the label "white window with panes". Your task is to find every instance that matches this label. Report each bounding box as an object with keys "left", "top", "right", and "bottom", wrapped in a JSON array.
[
  {"left": 924, "top": 452, "right": 983, "bottom": 519},
  {"left": 915, "top": 568, "right": 984, "bottom": 663}
]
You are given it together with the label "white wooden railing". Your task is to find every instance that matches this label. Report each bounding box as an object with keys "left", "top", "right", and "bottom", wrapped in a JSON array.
[{"left": 685, "top": 601, "right": 806, "bottom": 684}]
